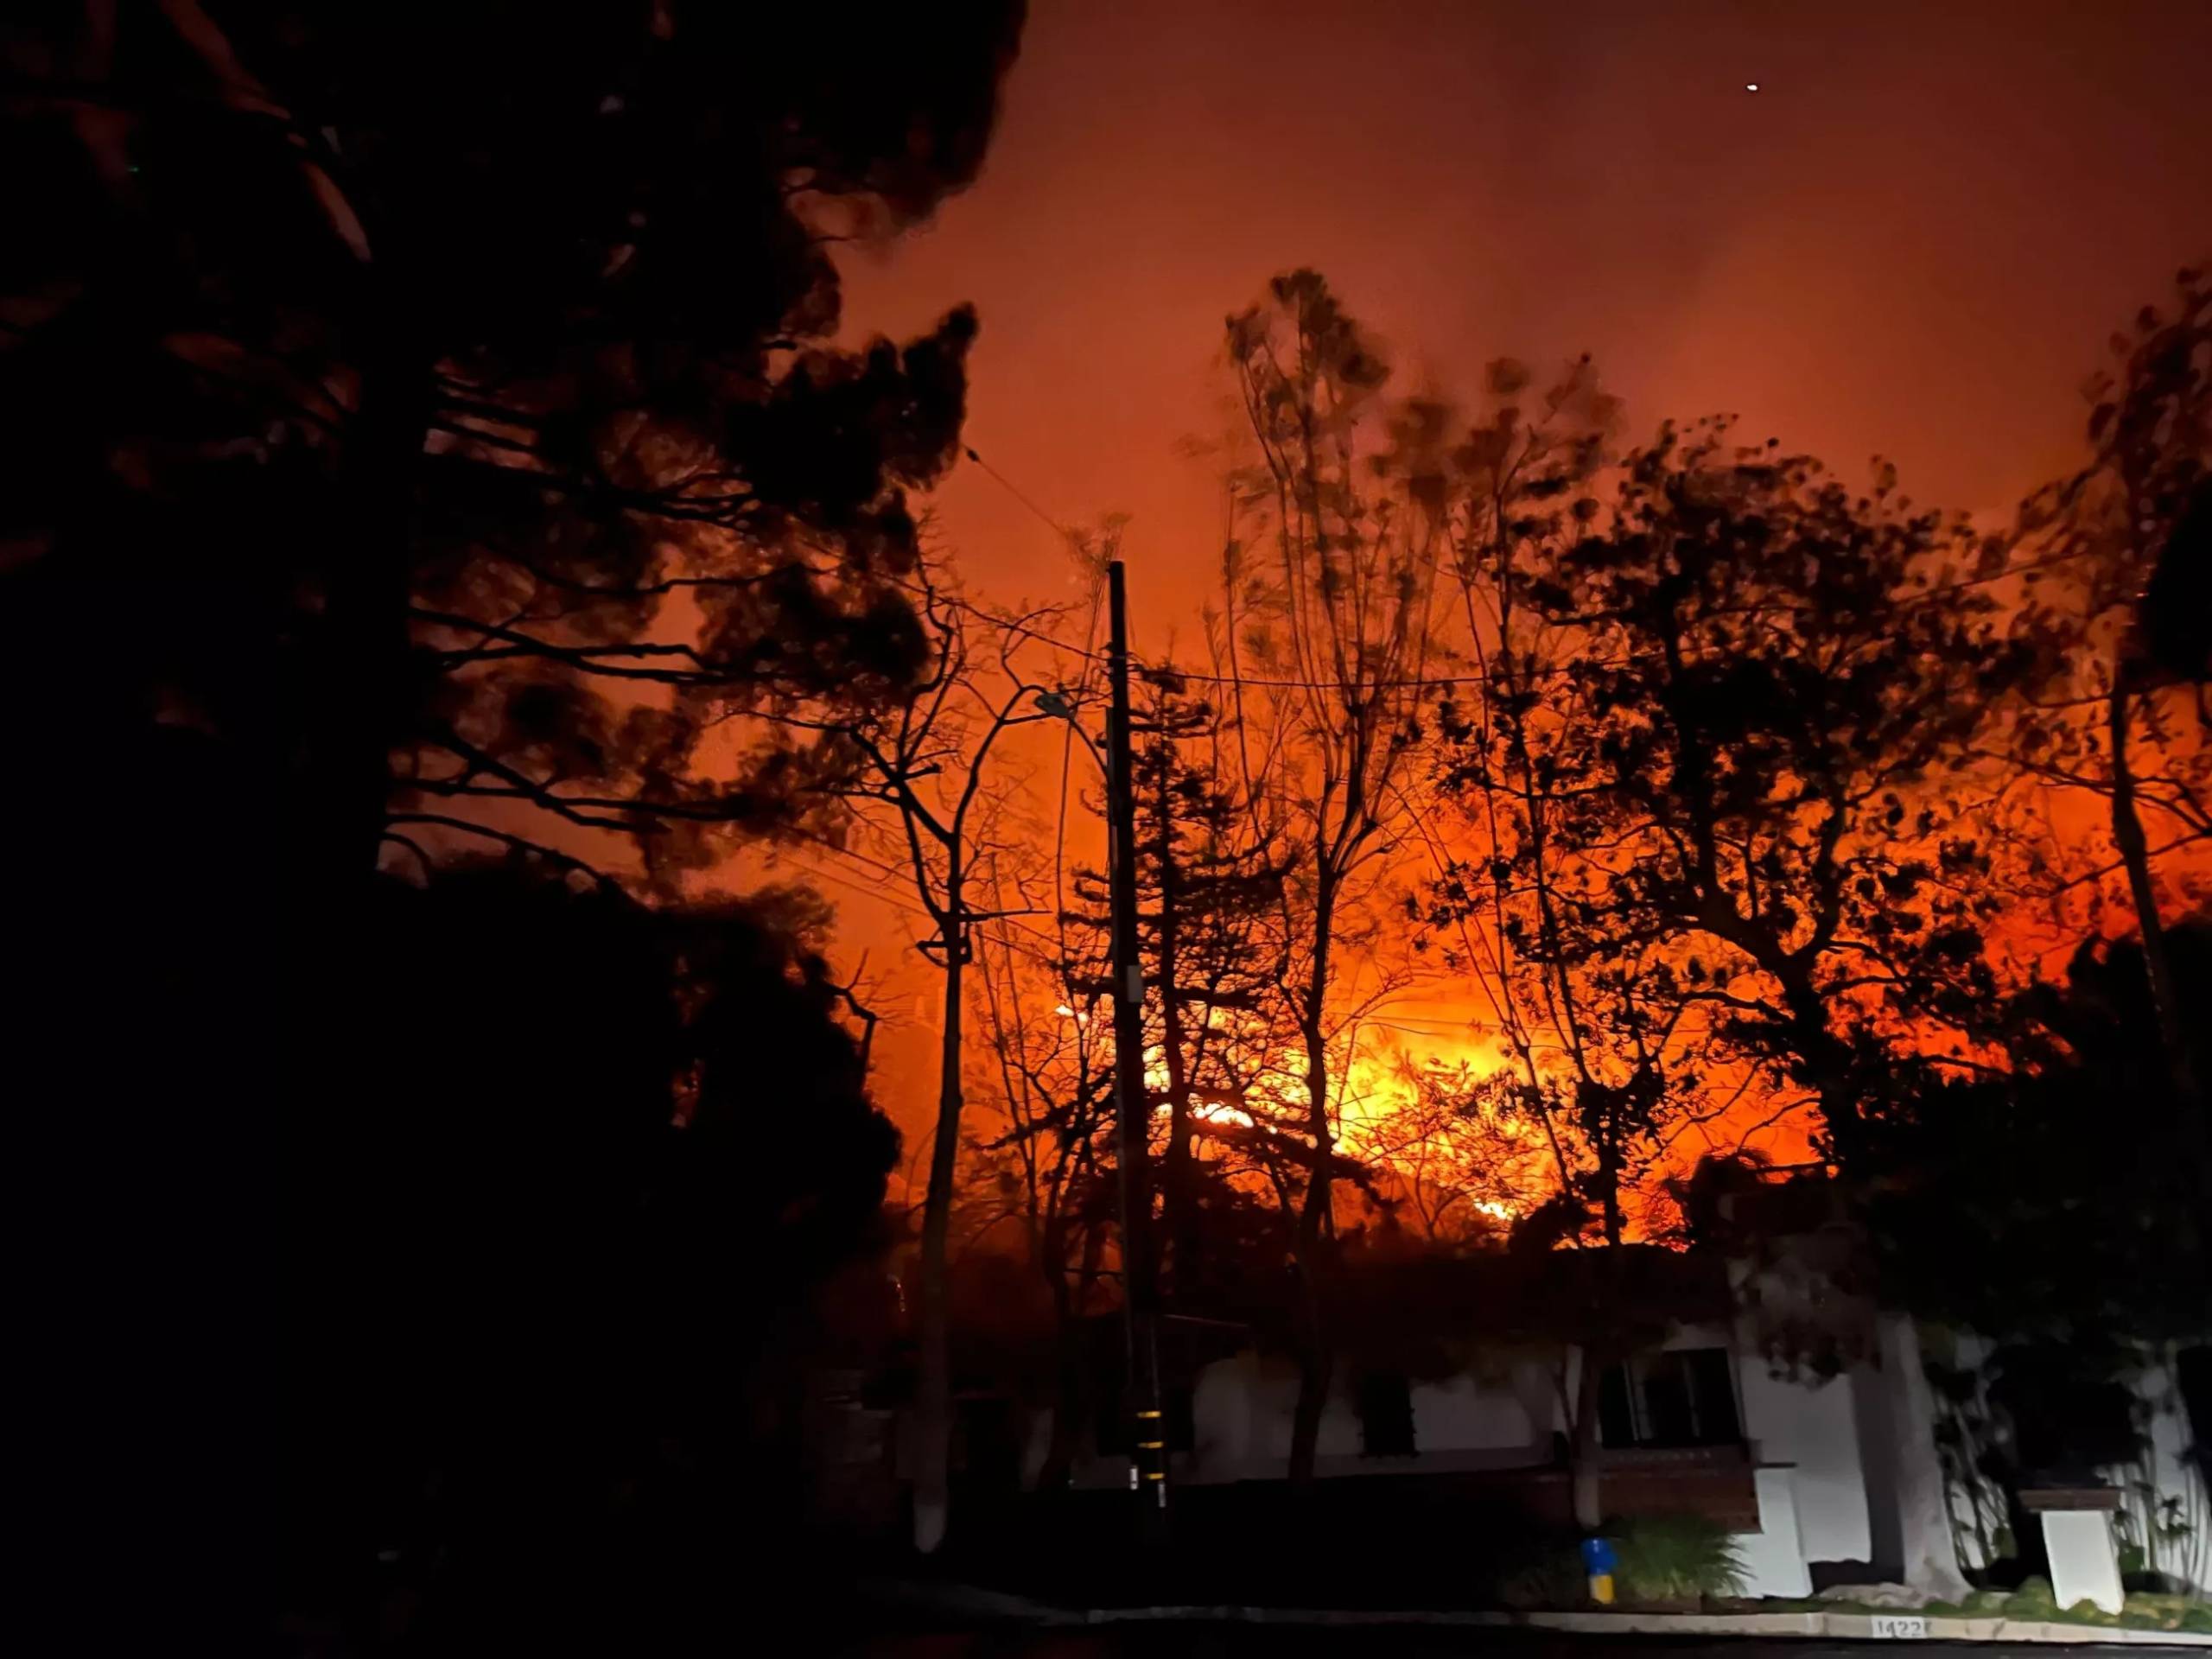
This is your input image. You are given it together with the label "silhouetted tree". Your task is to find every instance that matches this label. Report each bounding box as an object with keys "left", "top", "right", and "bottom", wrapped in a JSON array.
[
  {"left": 1218, "top": 270, "right": 1442, "bottom": 1480},
  {"left": 1843, "top": 918, "right": 2212, "bottom": 1579},
  {"left": 2, "top": 7, "right": 1022, "bottom": 1633},
  {"left": 790, "top": 566, "right": 1077, "bottom": 1553},
  {"left": 2, "top": 2, "right": 1027, "bottom": 895},
  {"left": 288, "top": 860, "right": 896, "bottom": 1647},
  {"left": 969, "top": 860, "right": 1118, "bottom": 1491},
  {"left": 1414, "top": 404, "right": 2044, "bottom": 1568},
  {"left": 1864, "top": 918, "right": 2212, "bottom": 1349},
  {"left": 1441, "top": 419, "right": 2036, "bottom": 1173},
  {"left": 2008, "top": 267, "right": 2211, "bottom": 1183},
  {"left": 1350, "top": 1059, "right": 1523, "bottom": 1248},
  {"left": 1062, "top": 663, "right": 1294, "bottom": 1304},
  {"left": 1414, "top": 353, "right": 1721, "bottom": 1525}
]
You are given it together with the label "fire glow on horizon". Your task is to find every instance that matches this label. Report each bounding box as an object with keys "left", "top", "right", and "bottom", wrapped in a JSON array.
[{"left": 1046, "top": 1001, "right": 1756, "bottom": 1236}]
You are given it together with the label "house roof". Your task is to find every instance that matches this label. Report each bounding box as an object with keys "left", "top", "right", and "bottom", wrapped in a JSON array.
[{"left": 1324, "top": 1243, "right": 1737, "bottom": 1375}]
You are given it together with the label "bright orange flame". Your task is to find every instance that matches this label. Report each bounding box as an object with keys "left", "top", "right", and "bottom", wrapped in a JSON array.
[{"left": 1039, "top": 996, "right": 1815, "bottom": 1240}]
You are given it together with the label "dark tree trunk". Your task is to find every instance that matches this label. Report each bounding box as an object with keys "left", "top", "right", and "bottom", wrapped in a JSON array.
[
  {"left": 1775, "top": 964, "right": 1863, "bottom": 1169},
  {"left": 1039, "top": 1222, "right": 1104, "bottom": 1493},
  {"left": 2108, "top": 675, "right": 2212, "bottom": 1187},
  {"left": 1287, "top": 889, "right": 1338, "bottom": 1483},
  {"left": 1288, "top": 1305, "right": 1333, "bottom": 1484},
  {"left": 912, "top": 893, "right": 964, "bottom": 1554},
  {"left": 313, "top": 316, "right": 433, "bottom": 905},
  {"left": 1571, "top": 1208, "right": 1628, "bottom": 1533},
  {"left": 1570, "top": 1345, "right": 1606, "bottom": 1531},
  {"left": 1282, "top": 1039, "right": 1327, "bottom": 1478}
]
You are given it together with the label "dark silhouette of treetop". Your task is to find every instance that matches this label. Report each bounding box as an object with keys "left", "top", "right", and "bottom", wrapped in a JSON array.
[
  {"left": 3, "top": 1, "right": 1027, "bottom": 888},
  {"left": 1453, "top": 420, "right": 2037, "bottom": 1166}
]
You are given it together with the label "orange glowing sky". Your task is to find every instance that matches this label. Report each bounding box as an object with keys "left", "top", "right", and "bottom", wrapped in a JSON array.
[{"left": 811, "top": 0, "right": 2212, "bottom": 1164}]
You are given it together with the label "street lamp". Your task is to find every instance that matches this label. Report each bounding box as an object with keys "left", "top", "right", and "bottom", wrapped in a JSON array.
[{"left": 1033, "top": 687, "right": 1105, "bottom": 772}]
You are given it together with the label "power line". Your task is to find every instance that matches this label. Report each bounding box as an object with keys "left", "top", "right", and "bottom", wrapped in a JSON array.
[
  {"left": 777, "top": 851, "right": 937, "bottom": 928},
  {"left": 778, "top": 824, "right": 1083, "bottom": 971},
  {"left": 963, "top": 444, "right": 1074, "bottom": 544},
  {"left": 957, "top": 443, "right": 2092, "bottom": 695},
  {"left": 973, "top": 564, "right": 2085, "bottom": 697}
]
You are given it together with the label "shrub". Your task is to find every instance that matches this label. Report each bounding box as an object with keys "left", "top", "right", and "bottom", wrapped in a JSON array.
[
  {"left": 2121, "top": 1591, "right": 2196, "bottom": 1630},
  {"left": 2004, "top": 1575, "right": 2058, "bottom": 1614},
  {"left": 1610, "top": 1513, "right": 1747, "bottom": 1603},
  {"left": 1493, "top": 1547, "right": 1589, "bottom": 1611}
]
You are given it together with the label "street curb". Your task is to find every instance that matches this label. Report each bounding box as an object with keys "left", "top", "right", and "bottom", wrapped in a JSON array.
[
  {"left": 854, "top": 1577, "right": 1069, "bottom": 1624},
  {"left": 858, "top": 1579, "right": 2212, "bottom": 1645},
  {"left": 1070, "top": 1605, "right": 2212, "bottom": 1644}
]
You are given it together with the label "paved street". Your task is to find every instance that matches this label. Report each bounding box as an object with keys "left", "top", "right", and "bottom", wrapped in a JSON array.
[{"left": 831, "top": 1630, "right": 2177, "bottom": 1658}]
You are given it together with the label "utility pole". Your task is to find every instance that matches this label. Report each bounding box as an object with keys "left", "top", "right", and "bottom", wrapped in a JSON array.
[{"left": 1104, "top": 559, "right": 1170, "bottom": 1540}]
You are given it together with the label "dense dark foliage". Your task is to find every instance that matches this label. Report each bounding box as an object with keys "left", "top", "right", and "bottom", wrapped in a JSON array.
[
  {"left": 2, "top": 1, "right": 1024, "bottom": 887},
  {"left": 1866, "top": 918, "right": 2212, "bottom": 1346},
  {"left": 2008, "top": 270, "right": 2212, "bottom": 1187},
  {"left": 3, "top": 2, "right": 1023, "bottom": 1643},
  {"left": 289, "top": 864, "right": 898, "bottom": 1646},
  {"left": 1441, "top": 421, "right": 2037, "bottom": 1170}
]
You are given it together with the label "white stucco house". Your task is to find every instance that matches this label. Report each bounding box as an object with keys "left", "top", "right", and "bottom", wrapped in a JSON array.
[{"left": 1033, "top": 1208, "right": 2210, "bottom": 1605}]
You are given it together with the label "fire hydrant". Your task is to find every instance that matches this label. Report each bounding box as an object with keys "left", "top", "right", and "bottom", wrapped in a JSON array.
[{"left": 1580, "top": 1534, "right": 1618, "bottom": 1605}]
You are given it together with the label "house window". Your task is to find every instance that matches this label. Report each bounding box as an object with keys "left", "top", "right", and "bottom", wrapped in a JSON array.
[
  {"left": 1599, "top": 1347, "right": 1743, "bottom": 1448},
  {"left": 1599, "top": 1361, "right": 1637, "bottom": 1447},
  {"left": 1357, "top": 1371, "right": 1416, "bottom": 1457}
]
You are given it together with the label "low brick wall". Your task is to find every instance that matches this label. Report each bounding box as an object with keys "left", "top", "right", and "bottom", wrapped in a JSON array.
[{"left": 1406, "top": 1448, "right": 1761, "bottom": 1530}]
